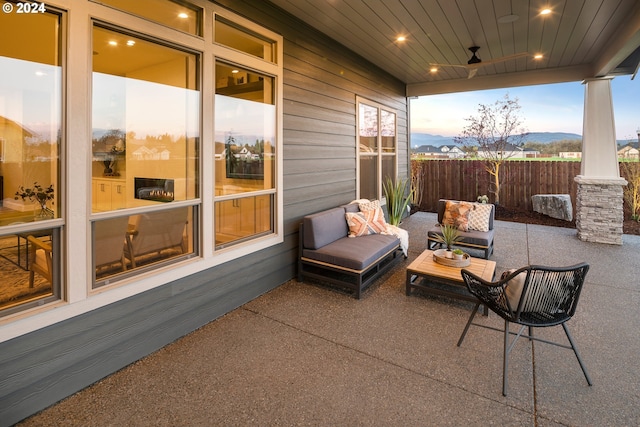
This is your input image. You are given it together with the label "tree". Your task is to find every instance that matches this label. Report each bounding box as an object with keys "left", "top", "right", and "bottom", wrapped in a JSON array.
[
  {"left": 454, "top": 94, "right": 527, "bottom": 204},
  {"left": 621, "top": 159, "right": 640, "bottom": 221}
]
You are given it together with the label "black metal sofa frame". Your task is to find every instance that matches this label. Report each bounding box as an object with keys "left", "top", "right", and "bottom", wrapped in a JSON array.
[{"left": 298, "top": 205, "right": 404, "bottom": 299}]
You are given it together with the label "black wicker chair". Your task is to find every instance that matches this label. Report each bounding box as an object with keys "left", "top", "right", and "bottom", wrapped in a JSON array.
[{"left": 457, "top": 263, "right": 592, "bottom": 396}]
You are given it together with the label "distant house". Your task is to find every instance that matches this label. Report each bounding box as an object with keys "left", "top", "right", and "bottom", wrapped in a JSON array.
[
  {"left": 477, "top": 143, "right": 539, "bottom": 159},
  {"left": 412, "top": 144, "right": 465, "bottom": 159},
  {"left": 618, "top": 144, "right": 639, "bottom": 159},
  {"left": 559, "top": 152, "right": 582, "bottom": 159}
]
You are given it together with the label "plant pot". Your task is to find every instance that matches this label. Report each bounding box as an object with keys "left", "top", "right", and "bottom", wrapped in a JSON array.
[
  {"left": 444, "top": 250, "right": 453, "bottom": 259},
  {"left": 453, "top": 253, "right": 464, "bottom": 260}
]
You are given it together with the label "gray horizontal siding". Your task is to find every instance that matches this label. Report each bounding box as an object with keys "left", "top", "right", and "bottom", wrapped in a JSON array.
[{"left": 0, "top": 0, "right": 409, "bottom": 424}]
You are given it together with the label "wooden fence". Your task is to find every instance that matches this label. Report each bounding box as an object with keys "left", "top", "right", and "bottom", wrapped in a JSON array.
[{"left": 412, "top": 159, "right": 638, "bottom": 215}]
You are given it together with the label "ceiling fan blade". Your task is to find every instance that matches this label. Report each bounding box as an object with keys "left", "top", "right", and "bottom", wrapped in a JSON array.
[
  {"left": 429, "top": 62, "right": 469, "bottom": 70},
  {"left": 467, "top": 68, "right": 478, "bottom": 79},
  {"left": 471, "top": 52, "right": 529, "bottom": 67}
]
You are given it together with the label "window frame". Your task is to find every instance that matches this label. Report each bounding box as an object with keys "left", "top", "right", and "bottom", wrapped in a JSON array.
[{"left": 356, "top": 96, "right": 398, "bottom": 201}]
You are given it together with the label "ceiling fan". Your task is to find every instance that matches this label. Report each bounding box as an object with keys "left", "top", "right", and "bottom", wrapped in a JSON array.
[{"left": 431, "top": 46, "right": 528, "bottom": 79}]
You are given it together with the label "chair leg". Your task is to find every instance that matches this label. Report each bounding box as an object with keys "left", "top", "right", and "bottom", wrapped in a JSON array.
[
  {"left": 503, "top": 320, "right": 509, "bottom": 396},
  {"left": 562, "top": 323, "right": 593, "bottom": 386},
  {"left": 457, "top": 303, "right": 480, "bottom": 346}
]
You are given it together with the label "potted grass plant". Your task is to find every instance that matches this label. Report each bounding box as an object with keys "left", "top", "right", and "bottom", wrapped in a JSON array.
[
  {"left": 433, "top": 224, "right": 461, "bottom": 258},
  {"left": 383, "top": 176, "right": 414, "bottom": 226}
]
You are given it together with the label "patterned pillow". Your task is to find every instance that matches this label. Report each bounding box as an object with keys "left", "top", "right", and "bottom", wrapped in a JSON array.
[
  {"left": 442, "top": 201, "right": 473, "bottom": 231},
  {"left": 358, "top": 199, "right": 380, "bottom": 212},
  {"left": 345, "top": 208, "right": 387, "bottom": 237},
  {"left": 468, "top": 203, "right": 492, "bottom": 232}
]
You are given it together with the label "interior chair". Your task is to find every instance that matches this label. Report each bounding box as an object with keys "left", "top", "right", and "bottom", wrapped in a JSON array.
[
  {"left": 94, "top": 216, "right": 130, "bottom": 272},
  {"left": 457, "top": 263, "right": 592, "bottom": 396},
  {"left": 27, "top": 235, "right": 53, "bottom": 287},
  {"left": 124, "top": 207, "right": 188, "bottom": 268}
]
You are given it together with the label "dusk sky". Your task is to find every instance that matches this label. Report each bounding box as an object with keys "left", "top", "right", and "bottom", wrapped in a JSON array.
[{"left": 410, "top": 76, "right": 640, "bottom": 143}]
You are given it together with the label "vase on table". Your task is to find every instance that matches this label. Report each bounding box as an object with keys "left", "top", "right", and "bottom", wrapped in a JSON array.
[{"left": 34, "top": 203, "right": 54, "bottom": 220}]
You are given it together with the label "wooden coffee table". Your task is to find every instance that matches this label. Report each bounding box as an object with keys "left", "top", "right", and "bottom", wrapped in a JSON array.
[{"left": 406, "top": 249, "right": 496, "bottom": 308}]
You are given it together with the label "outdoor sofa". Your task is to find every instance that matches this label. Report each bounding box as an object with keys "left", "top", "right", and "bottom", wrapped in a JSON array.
[
  {"left": 427, "top": 199, "right": 495, "bottom": 259},
  {"left": 298, "top": 203, "right": 405, "bottom": 299}
]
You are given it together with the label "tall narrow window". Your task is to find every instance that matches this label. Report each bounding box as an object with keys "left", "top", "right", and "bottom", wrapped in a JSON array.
[
  {"left": 214, "top": 62, "right": 276, "bottom": 248},
  {"left": 91, "top": 24, "right": 200, "bottom": 287},
  {"left": 358, "top": 99, "right": 397, "bottom": 200},
  {"left": 0, "top": 7, "right": 63, "bottom": 315}
]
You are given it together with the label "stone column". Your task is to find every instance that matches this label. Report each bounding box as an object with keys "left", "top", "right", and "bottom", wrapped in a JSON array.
[{"left": 576, "top": 78, "right": 627, "bottom": 244}]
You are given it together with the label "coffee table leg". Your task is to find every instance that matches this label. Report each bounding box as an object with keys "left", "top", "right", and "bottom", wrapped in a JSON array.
[{"left": 406, "top": 271, "right": 417, "bottom": 295}]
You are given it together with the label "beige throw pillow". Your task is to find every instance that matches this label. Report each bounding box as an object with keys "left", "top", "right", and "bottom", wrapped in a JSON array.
[
  {"left": 468, "top": 203, "right": 492, "bottom": 232},
  {"left": 502, "top": 269, "right": 526, "bottom": 311}
]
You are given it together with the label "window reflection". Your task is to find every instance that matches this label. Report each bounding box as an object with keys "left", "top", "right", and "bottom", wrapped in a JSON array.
[
  {"left": 94, "top": 0, "right": 202, "bottom": 36},
  {"left": 0, "top": 8, "right": 62, "bottom": 315},
  {"left": 0, "top": 228, "right": 60, "bottom": 315},
  {"left": 214, "top": 62, "right": 276, "bottom": 248},
  {"left": 92, "top": 25, "right": 200, "bottom": 212},
  {"left": 214, "top": 17, "right": 275, "bottom": 63},
  {"left": 93, "top": 206, "right": 196, "bottom": 287}
]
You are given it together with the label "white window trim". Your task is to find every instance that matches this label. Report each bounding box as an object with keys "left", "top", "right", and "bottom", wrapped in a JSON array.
[{"left": 355, "top": 96, "right": 398, "bottom": 201}]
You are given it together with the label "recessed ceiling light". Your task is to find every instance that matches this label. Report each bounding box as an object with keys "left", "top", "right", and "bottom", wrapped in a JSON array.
[
  {"left": 497, "top": 14, "right": 519, "bottom": 24},
  {"left": 396, "top": 36, "right": 406, "bottom": 42},
  {"left": 126, "top": 40, "right": 135, "bottom": 46},
  {"left": 430, "top": 67, "right": 438, "bottom": 73},
  {"left": 534, "top": 54, "right": 543, "bottom": 60},
  {"left": 231, "top": 69, "right": 239, "bottom": 74},
  {"left": 108, "top": 40, "right": 117, "bottom": 46},
  {"left": 178, "top": 12, "right": 189, "bottom": 19},
  {"left": 540, "top": 8, "right": 552, "bottom": 15}
]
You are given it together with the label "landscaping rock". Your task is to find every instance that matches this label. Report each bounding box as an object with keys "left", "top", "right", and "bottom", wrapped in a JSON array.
[{"left": 531, "top": 194, "right": 573, "bottom": 221}]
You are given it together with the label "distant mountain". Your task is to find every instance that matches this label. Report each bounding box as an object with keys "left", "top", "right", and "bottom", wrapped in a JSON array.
[{"left": 411, "top": 132, "right": 583, "bottom": 147}]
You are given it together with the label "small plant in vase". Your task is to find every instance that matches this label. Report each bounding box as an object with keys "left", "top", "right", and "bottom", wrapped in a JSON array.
[
  {"left": 452, "top": 248, "right": 465, "bottom": 260},
  {"left": 15, "top": 182, "right": 55, "bottom": 219},
  {"left": 434, "top": 224, "right": 461, "bottom": 258}
]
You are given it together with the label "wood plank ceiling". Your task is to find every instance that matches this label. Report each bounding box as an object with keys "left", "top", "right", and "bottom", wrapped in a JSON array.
[{"left": 267, "top": 0, "right": 640, "bottom": 95}]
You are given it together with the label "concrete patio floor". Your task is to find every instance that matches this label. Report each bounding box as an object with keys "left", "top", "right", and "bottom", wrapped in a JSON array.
[{"left": 17, "top": 212, "right": 640, "bottom": 426}]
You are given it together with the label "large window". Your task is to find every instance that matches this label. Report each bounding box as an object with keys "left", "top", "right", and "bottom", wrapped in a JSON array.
[
  {"left": 0, "top": 6, "right": 63, "bottom": 314},
  {"left": 213, "top": 62, "right": 276, "bottom": 248},
  {"left": 0, "top": 1, "right": 283, "bottom": 322},
  {"left": 91, "top": 24, "right": 200, "bottom": 287},
  {"left": 357, "top": 99, "right": 397, "bottom": 200},
  {"left": 213, "top": 14, "right": 280, "bottom": 250}
]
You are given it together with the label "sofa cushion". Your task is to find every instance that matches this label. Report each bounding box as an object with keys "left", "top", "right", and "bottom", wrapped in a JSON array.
[
  {"left": 468, "top": 203, "right": 493, "bottom": 232},
  {"left": 303, "top": 207, "right": 349, "bottom": 250},
  {"left": 345, "top": 208, "right": 387, "bottom": 237},
  {"left": 302, "top": 234, "right": 399, "bottom": 270},
  {"left": 428, "top": 225, "right": 494, "bottom": 248},
  {"left": 442, "top": 200, "right": 473, "bottom": 231}
]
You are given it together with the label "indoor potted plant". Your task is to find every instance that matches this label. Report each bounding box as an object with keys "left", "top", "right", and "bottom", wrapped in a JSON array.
[
  {"left": 15, "top": 182, "right": 55, "bottom": 219},
  {"left": 452, "top": 248, "right": 465, "bottom": 260}
]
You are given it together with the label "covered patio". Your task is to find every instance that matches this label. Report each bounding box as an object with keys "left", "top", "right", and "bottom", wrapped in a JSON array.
[{"left": 19, "top": 212, "right": 640, "bottom": 426}]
